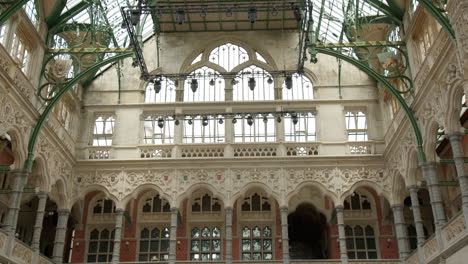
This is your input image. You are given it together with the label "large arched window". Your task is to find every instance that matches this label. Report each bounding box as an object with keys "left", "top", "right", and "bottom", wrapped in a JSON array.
[
  {"left": 241, "top": 193, "right": 271, "bottom": 211},
  {"left": 191, "top": 194, "right": 222, "bottom": 212},
  {"left": 233, "top": 65, "right": 274, "bottom": 101},
  {"left": 184, "top": 66, "right": 224, "bottom": 102},
  {"left": 208, "top": 43, "right": 249, "bottom": 71},
  {"left": 145, "top": 76, "right": 176, "bottom": 103},
  {"left": 139, "top": 227, "right": 170, "bottom": 261},
  {"left": 142, "top": 195, "right": 171, "bottom": 213},
  {"left": 190, "top": 227, "right": 221, "bottom": 261},
  {"left": 282, "top": 73, "right": 314, "bottom": 100}
]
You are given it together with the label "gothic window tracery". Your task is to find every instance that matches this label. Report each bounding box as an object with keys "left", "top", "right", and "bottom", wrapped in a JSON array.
[
  {"left": 184, "top": 66, "right": 225, "bottom": 102},
  {"left": 282, "top": 73, "right": 314, "bottom": 100},
  {"left": 344, "top": 192, "right": 371, "bottom": 210},
  {"left": 241, "top": 193, "right": 271, "bottom": 212},
  {"left": 142, "top": 195, "right": 171, "bottom": 213},
  {"left": 93, "top": 199, "right": 115, "bottom": 214},
  {"left": 233, "top": 65, "right": 274, "bottom": 101},
  {"left": 145, "top": 76, "right": 177, "bottom": 103},
  {"left": 208, "top": 43, "right": 249, "bottom": 71},
  {"left": 191, "top": 194, "right": 222, "bottom": 212}
]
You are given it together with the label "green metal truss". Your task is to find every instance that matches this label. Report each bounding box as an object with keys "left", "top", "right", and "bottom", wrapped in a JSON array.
[
  {"left": 0, "top": 0, "right": 29, "bottom": 25},
  {"left": 417, "top": 0, "right": 455, "bottom": 39},
  {"left": 24, "top": 52, "right": 133, "bottom": 170}
]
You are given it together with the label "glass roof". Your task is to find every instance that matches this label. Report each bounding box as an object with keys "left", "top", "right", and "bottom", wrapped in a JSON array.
[{"left": 57, "top": 0, "right": 392, "bottom": 48}]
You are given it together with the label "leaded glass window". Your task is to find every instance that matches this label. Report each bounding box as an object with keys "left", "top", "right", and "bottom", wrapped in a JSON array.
[
  {"left": 234, "top": 114, "right": 276, "bottom": 143},
  {"left": 87, "top": 229, "right": 115, "bottom": 263},
  {"left": 346, "top": 225, "right": 377, "bottom": 259},
  {"left": 145, "top": 77, "right": 176, "bottom": 103},
  {"left": 285, "top": 112, "right": 316, "bottom": 142},
  {"left": 143, "top": 115, "right": 174, "bottom": 144},
  {"left": 241, "top": 193, "right": 271, "bottom": 211},
  {"left": 192, "top": 194, "right": 222, "bottom": 212},
  {"left": 92, "top": 115, "right": 115, "bottom": 146},
  {"left": 209, "top": 43, "right": 249, "bottom": 71},
  {"left": 183, "top": 116, "right": 225, "bottom": 143},
  {"left": 184, "top": 66, "right": 224, "bottom": 102},
  {"left": 142, "top": 195, "right": 171, "bottom": 213},
  {"left": 190, "top": 227, "right": 221, "bottom": 261},
  {"left": 23, "top": 0, "right": 39, "bottom": 28},
  {"left": 138, "top": 227, "right": 170, "bottom": 261},
  {"left": 282, "top": 73, "right": 314, "bottom": 100},
  {"left": 10, "top": 34, "right": 31, "bottom": 73},
  {"left": 241, "top": 226, "right": 273, "bottom": 260},
  {"left": 255, "top": 52, "right": 267, "bottom": 64},
  {"left": 233, "top": 65, "right": 274, "bottom": 101},
  {"left": 345, "top": 111, "right": 368, "bottom": 141}
]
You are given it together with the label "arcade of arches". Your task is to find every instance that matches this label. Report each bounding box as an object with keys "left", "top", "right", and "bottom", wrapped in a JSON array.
[{"left": 1, "top": 1, "right": 468, "bottom": 264}]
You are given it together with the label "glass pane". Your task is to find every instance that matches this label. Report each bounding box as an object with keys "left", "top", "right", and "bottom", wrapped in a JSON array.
[
  {"left": 97, "top": 255, "right": 107, "bottom": 262},
  {"left": 264, "top": 253, "right": 273, "bottom": 260},
  {"left": 365, "top": 226, "right": 374, "bottom": 236},
  {"left": 368, "top": 251, "right": 377, "bottom": 259},
  {"left": 354, "top": 226, "right": 364, "bottom": 236},
  {"left": 87, "top": 255, "right": 96, "bottom": 263},
  {"left": 191, "top": 228, "right": 200, "bottom": 238},
  {"left": 242, "top": 253, "right": 251, "bottom": 260},
  {"left": 150, "top": 240, "right": 159, "bottom": 252},
  {"left": 88, "top": 242, "right": 98, "bottom": 253},
  {"left": 346, "top": 238, "right": 354, "bottom": 249},
  {"left": 162, "top": 228, "right": 170, "bottom": 238},
  {"left": 263, "top": 239, "right": 272, "bottom": 250},
  {"left": 99, "top": 241, "right": 108, "bottom": 252},
  {"left": 201, "top": 253, "right": 210, "bottom": 261},
  {"left": 242, "top": 227, "right": 251, "bottom": 238},
  {"left": 161, "top": 240, "right": 169, "bottom": 251},
  {"left": 140, "top": 241, "right": 149, "bottom": 252},
  {"left": 139, "top": 254, "right": 148, "bottom": 261},
  {"left": 190, "top": 253, "right": 200, "bottom": 260},
  {"left": 212, "top": 227, "right": 221, "bottom": 238},
  {"left": 356, "top": 251, "right": 367, "bottom": 259},
  {"left": 348, "top": 251, "right": 356, "bottom": 259},
  {"left": 212, "top": 253, "right": 220, "bottom": 260},
  {"left": 149, "top": 254, "right": 159, "bottom": 261},
  {"left": 141, "top": 228, "right": 149, "bottom": 239},
  {"left": 201, "top": 240, "right": 210, "bottom": 251},
  {"left": 252, "top": 227, "right": 261, "bottom": 237},
  {"left": 356, "top": 238, "right": 365, "bottom": 249},
  {"left": 100, "top": 229, "right": 109, "bottom": 239},
  {"left": 191, "top": 240, "right": 200, "bottom": 251},
  {"left": 201, "top": 227, "right": 210, "bottom": 238},
  {"left": 252, "top": 252, "right": 262, "bottom": 260},
  {"left": 345, "top": 226, "right": 353, "bottom": 236},
  {"left": 151, "top": 228, "right": 160, "bottom": 238},
  {"left": 212, "top": 239, "right": 221, "bottom": 251},
  {"left": 90, "top": 229, "right": 99, "bottom": 239},
  {"left": 366, "top": 238, "right": 376, "bottom": 249},
  {"left": 263, "top": 227, "right": 272, "bottom": 237},
  {"left": 242, "top": 239, "right": 251, "bottom": 251},
  {"left": 253, "top": 239, "right": 261, "bottom": 251}
]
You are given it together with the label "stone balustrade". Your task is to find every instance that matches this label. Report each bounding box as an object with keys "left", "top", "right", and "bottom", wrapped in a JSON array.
[
  {"left": 0, "top": 230, "right": 53, "bottom": 264},
  {"left": 79, "top": 141, "right": 385, "bottom": 160}
]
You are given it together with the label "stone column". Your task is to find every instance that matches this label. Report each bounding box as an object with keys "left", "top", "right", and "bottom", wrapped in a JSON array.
[
  {"left": 420, "top": 163, "right": 447, "bottom": 228},
  {"left": 446, "top": 133, "right": 468, "bottom": 226},
  {"left": 3, "top": 169, "right": 28, "bottom": 255},
  {"left": 392, "top": 204, "right": 410, "bottom": 260},
  {"left": 408, "top": 185, "right": 425, "bottom": 247},
  {"left": 280, "top": 207, "right": 290, "bottom": 264},
  {"left": 225, "top": 207, "right": 233, "bottom": 264},
  {"left": 168, "top": 207, "right": 178, "bottom": 264},
  {"left": 52, "top": 209, "right": 70, "bottom": 264},
  {"left": 336, "top": 205, "right": 348, "bottom": 264},
  {"left": 111, "top": 208, "right": 124, "bottom": 264},
  {"left": 31, "top": 192, "right": 48, "bottom": 251}
]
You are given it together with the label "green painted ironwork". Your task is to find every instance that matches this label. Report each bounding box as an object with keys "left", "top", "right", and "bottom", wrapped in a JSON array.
[
  {"left": 24, "top": 52, "right": 133, "bottom": 170},
  {"left": 0, "top": 0, "right": 29, "bottom": 25},
  {"left": 416, "top": 0, "right": 455, "bottom": 39},
  {"left": 48, "top": 1, "right": 91, "bottom": 33}
]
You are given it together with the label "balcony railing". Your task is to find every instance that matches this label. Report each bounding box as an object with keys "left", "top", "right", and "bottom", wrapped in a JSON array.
[
  {"left": 0, "top": 230, "right": 53, "bottom": 264},
  {"left": 79, "top": 141, "right": 385, "bottom": 160}
]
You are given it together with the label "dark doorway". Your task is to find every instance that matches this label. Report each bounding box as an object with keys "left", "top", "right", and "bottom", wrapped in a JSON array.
[{"left": 288, "top": 203, "right": 328, "bottom": 259}]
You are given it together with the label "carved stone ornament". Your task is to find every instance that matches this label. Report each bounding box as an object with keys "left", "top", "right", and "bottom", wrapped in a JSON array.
[{"left": 0, "top": 90, "right": 31, "bottom": 141}]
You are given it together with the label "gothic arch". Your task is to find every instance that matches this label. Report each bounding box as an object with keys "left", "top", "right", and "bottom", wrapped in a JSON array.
[
  {"left": 71, "top": 185, "right": 119, "bottom": 208},
  {"left": 231, "top": 181, "right": 279, "bottom": 208},
  {"left": 445, "top": 78, "right": 466, "bottom": 133},
  {"left": 341, "top": 180, "right": 391, "bottom": 205},
  {"left": 121, "top": 183, "right": 174, "bottom": 209},
  {"left": 286, "top": 181, "right": 340, "bottom": 208},
  {"left": 177, "top": 183, "right": 226, "bottom": 208},
  {"left": 422, "top": 119, "right": 441, "bottom": 162}
]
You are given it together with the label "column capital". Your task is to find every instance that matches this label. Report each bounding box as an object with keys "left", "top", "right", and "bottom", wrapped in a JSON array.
[
  {"left": 390, "top": 204, "right": 404, "bottom": 209},
  {"left": 280, "top": 206, "right": 289, "bottom": 213},
  {"left": 170, "top": 207, "right": 179, "bottom": 213},
  {"left": 9, "top": 168, "right": 31, "bottom": 175},
  {"left": 57, "top": 208, "right": 71, "bottom": 216},
  {"left": 114, "top": 208, "right": 125, "bottom": 215},
  {"left": 224, "top": 206, "right": 233, "bottom": 212},
  {"left": 36, "top": 191, "right": 48, "bottom": 199},
  {"left": 419, "top": 162, "right": 437, "bottom": 169},
  {"left": 407, "top": 185, "right": 419, "bottom": 192},
  {"left": 335, "top": 205, "right": 344, "bottom": 211}
]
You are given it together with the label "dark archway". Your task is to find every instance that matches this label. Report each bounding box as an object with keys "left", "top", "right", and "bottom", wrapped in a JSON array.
[{"left": 288, "top": 203, "right": 328, "bottom": 259}]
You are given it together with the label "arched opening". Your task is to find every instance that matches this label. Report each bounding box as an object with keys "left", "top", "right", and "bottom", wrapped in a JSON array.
[
  {"left": 288, "top": 203, "right": 328, "bottom": 259},
  {"left": 0, "top": 132, "right": 15, "bottom": 224}
]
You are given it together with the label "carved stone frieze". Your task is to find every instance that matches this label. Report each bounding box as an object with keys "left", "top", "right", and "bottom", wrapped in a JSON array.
[
  {"left": 13, "top": 70, "right": 33, "bottom": 101},
  {"left": 36, "top": 135, "right": 73, "bottom": 187},
  {"left": 0, "top": 90, "right": 31, "bottom": 145}
]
